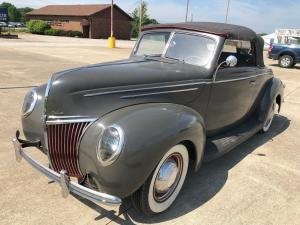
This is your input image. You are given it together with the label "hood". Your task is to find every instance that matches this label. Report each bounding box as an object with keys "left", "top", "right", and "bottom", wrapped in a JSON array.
[{"left": 46, "top": 58, "right": 211, "bottom": 118}]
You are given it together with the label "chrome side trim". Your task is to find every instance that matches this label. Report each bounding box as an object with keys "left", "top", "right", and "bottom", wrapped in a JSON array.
[
  {"left": 12, "top": 138, "right": 122, "bottom": 206},
  {"left": 84, "top": 72, "right": 270, "bottom": 98},
  {"left": 84, "top": 81, "right": 209, "bottom": 97},
  {"left": 214, "top": 72, "right": 271, "bottom": 84},
  {"left": 120, "top": 87, "right": 199, "bottom": 99}
]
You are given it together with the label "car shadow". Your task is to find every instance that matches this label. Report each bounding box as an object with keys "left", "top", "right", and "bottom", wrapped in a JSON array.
[
  {"left": 72, "top": 115, "right": 290, "bottom": 225},
  {"left": 269, "top": 63, "right": 300, "bottom": 69}
]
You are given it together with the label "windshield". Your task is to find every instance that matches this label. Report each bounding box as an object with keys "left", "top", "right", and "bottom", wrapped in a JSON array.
[{"left": 135, "top": 32, "right": 216, "bottom": 67}]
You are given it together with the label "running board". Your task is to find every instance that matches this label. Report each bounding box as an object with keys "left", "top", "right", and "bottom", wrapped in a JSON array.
[{"left": 204, "top": 118, "right": 262, "bottom": 162}]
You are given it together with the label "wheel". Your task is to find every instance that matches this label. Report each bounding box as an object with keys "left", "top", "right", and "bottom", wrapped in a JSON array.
[
  {"left": 279, "top": 55, "right": 294, "bottom": 68},
  {"left": 262, "top": 100, "right": 277, "bottom": 133},
  {"left": 131, "top": 144, "right": 189, "bottom": 215}
]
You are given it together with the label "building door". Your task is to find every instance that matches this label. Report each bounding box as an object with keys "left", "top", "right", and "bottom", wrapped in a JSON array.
[{"left": 83, "top": 25, "right": 90, "bottom": 38}]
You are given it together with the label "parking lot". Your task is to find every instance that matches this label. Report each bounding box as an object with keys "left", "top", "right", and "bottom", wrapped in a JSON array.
[{"left": 0, "top": 34, "right": 299, "bottom": 225}]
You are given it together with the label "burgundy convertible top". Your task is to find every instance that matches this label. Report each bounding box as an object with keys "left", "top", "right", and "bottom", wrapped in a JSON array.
[{"left": 142, "top": 22, "right": 257, "bottom": 41}]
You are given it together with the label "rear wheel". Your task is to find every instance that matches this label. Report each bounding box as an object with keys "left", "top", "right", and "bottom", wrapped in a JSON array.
[
  {"left": 279, "top": 55, "right": 294, "bottom": 68},
  {"left": 131, "top": 144, "right": 189, "bottom": 215}
]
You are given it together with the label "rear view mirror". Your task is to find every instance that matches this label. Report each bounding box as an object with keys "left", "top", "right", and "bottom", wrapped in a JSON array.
[{"left": 226, "top": 55, "right": 238, "bottom": 67}]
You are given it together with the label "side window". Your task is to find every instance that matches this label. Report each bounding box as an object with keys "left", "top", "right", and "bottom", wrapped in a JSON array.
[
  {"left": 135, "top": 32, "right": 170, "bottom": 56},
  {"left": 218, "top": 40, "right": 255, "bottom": 67}
]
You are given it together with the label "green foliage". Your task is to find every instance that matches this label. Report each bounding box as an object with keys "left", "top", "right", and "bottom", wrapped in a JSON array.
[
  {"left": 27, "top": 20, "right": 50, "bottom": 34},
  {"left": 0, "top": 2, "right": 33, "bottom": 22},
  {"left": 0, "top": 2, "right": 21, "bottom": 22},
  {"left": 131, "top": 1, "right": 159, "bottom": 38},
  {"left": 18, "top": 7, "right": 33, "bottom": 22},
  {"left": 58, "top": 30, "right": 83, "bottom": 37},
  {"left": 68, "top": 30, "right": 83, "bottom": 37},
  {"left": 44, "top": 28, "right": 60, "bottom": 36}
]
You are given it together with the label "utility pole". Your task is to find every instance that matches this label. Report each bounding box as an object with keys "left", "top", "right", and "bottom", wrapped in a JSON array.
[
  {"left": 225, "top": 0, "right": 230, "bottom": 23},
  {"left": 110, "top": 0, "right": 114, "bottom": 37},
  {"left": 185, "top": 0, "right": 190, "bottom": 22},
  {"left": 139, "top": 0, "right": 143, "bottom": 33}
]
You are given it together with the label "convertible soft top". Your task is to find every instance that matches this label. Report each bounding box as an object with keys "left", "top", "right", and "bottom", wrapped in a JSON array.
[
  {"left": 142, "top": 22, "right": 257, "bottom": 41},
  {"left": 143, "top": 22, "right": 265, "bottom": 67}
]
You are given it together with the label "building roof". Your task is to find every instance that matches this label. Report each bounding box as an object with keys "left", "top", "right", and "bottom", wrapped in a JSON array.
[
  {"left": 143, "top": 22, "right": 257, "bottom": 41},
  {"left": 26, "top": 4, "right": 132, "bottom": 19}
]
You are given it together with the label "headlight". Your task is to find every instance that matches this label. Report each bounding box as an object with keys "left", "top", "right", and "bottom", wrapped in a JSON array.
[
  {"left": 96, "top": 125, "right": 124, "bottom": 166},
  {"left": 22, "top": 89, "right": 38, "bottom": 117}
]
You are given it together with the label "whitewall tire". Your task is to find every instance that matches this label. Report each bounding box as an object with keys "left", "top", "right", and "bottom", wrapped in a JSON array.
[
  {"left": 262, "top": 101, "right": 277, "bottom": 133},
  {"left": 131, "top": 144, "right": 189, "bottom": 215}
]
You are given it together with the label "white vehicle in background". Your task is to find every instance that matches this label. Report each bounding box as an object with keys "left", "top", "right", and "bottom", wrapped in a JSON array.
[{"left": 0, "top": 21, "right": 7, "bottom": 27}]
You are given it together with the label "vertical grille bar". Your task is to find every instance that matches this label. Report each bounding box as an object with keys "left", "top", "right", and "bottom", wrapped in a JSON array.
[{"left": 47, "top": 122, "right": 90, "bottom": 177}]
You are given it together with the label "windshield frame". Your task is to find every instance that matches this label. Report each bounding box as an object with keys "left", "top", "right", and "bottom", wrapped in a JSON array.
[{"left": 132, "top": 30, "right": 220, "bottom": 68}]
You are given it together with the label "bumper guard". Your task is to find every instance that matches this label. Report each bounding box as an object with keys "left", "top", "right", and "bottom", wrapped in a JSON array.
[{"left": 12, "top": 131, "right": 122, "bottom": 206}]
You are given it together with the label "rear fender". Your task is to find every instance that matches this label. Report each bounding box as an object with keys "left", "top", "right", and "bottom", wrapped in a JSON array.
[
  {"left": 78, "top": 103, "right": 205, "bottom": 198},
  {"left": 258, "top": 77, "right": 284, "bottom": 122}
]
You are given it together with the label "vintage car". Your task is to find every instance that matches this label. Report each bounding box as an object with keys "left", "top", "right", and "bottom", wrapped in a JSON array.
[{"left": 13, "top": 22, "right": 284, "bottom": 215}]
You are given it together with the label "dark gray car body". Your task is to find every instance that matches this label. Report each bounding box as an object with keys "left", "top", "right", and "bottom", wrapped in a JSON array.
[{"left": 21, "top": 22, "right": 284, "bottom": 199}]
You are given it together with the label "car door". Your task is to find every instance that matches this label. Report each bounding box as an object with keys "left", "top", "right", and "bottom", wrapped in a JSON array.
[{"left": 205, "top": 67, "right": 259, "bottom": 136}]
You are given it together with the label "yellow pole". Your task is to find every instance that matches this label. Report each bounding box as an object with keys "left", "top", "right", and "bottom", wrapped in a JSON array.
[{"left": 108, "top": 0, "right": 116, "bottom": 48}]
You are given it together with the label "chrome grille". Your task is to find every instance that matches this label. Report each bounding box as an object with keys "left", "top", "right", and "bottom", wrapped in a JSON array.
[{"left": 47, "top": 122, "right": 90, "bottom": 177}]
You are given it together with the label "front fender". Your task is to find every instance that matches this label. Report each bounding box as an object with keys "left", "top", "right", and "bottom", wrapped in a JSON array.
[
  {"left": 258, "top": 77, "right": 284, "bottom": 122},
  {"left": 78, "top": 103, "right": 205, "bottom": 198}
]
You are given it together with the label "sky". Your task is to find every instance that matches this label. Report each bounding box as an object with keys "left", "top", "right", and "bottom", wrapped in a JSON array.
[{"left": 6, "top": 0, "right": 300, "bottom": 33}]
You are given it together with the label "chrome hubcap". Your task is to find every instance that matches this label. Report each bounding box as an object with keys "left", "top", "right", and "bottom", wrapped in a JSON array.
[
  {"left": 281, "top": 57, "right": 290, "bottom": 67},
  {"left": 153, "top": 153, "right": 183, "bottom": 202}
]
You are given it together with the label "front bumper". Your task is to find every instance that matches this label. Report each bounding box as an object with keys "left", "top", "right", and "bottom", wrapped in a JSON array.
[{"left": 12, "top": 131, "right": 122, "bottom": 206}]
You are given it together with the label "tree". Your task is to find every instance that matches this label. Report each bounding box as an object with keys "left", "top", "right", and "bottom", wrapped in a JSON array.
[
  {"left": 0, "top": 2, "right": 21, "bottom": 22},
  {"left": 131, "top": 1, "right": 158, "bottom": 38},
  {"left": 19, "top": 7, "right": 33, "bottom": 22},
  {"left": 0, "top": 2, "right": 33, "bottom": 22}
]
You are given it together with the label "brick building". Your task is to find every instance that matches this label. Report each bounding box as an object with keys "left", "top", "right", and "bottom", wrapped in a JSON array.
[{"left": 26, "top": 4, "right": 132, "bottom": 39}]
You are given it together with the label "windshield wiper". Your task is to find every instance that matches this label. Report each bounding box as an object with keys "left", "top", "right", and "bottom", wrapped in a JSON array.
[
  {"left": 143, "top": 54, "right": 165, "bottom": 62},
  {"left": 144, "top": 54, "right": 162, "bottom": 57},
  {"left": 143, "top": 54, "right": 185, "bottom": 64},
  {"left": 164, "top": 56, "right": 185, "bottom": 63}
]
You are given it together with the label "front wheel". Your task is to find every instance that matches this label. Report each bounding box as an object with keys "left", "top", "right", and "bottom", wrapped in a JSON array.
[{"left": 131, "top": 144, "right": 189, "bottom": 215}]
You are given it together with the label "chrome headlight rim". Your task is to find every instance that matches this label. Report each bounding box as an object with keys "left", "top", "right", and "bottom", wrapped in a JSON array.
[
  {"left": 96, "top": 124, "right": 125, "bottom": 167},
  {"left": 22, "top": 89, "right": 38, "bottom": 118}
]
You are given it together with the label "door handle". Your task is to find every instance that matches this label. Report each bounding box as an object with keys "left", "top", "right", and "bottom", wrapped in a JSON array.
[{"left": 249, "top": 80, "right": 256, "bottom": 86}]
